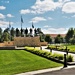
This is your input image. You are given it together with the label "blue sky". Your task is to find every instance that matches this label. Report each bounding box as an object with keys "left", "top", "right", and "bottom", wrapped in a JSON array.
[{"left": 0, "top": 0, "right": 75, "bottom": 34}]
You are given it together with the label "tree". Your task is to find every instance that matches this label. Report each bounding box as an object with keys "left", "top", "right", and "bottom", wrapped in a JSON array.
[
  {"left": 4, "top": 28, "right": 9, "bottom": 33},
  {"left": 0, "top": 28, "right": 2, "bottom": 42},
  {"left": 30, "top": 28, "right": 32, "bottom": 34},
  {"left": 37, "top": 28, "right": 42, "bottom": 34},
  {"left": 45, "top": 34, "right": 52, "bottom": 43},
  {"left": 16, "top": 28, "right": 20, "bottom": 37},
  {"left": 10, "top": 27, "right": 15, "bottom": 37},
  {"left": 10, "top": 27, "right": 15, "bottom": 41},
  {"left": 34, "top": 28, "right": 37, "bottom": 36},
  {"left": 40, "top": 34, "right": 45, "bottom": 42},
  {"left": 25, "top": 28, "right": 28, "bottom": 36},
  {"left": 65, "top": 28, "right": 74, "bottom": 43},
  {"left": 1, "top": 32, "right": 10, "bottom": 42},
  {"left": 70, "top": 38, "right": 75, "bottom": 44},
  {"left": 55, "top": 34, "right": 63, "bottom": 43},
  {"left": 21, "top": 28, "right": 24, "bottom": 37},
  {"left": 70, "top": 32, "right": 75, "bottom": 44},
  {"left": 0, "top": 28, "right": 2, "bottom": 34}
]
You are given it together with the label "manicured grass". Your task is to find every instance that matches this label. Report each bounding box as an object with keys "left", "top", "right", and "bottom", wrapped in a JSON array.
[
  {"left": 0, "top": 50, "right": 62, "bottom": 75},
  {"left": 61, "top": 44, "right": 75, "bottom": 52},
  {"left": 48, "top": 44, "right": 75, "bottom": 52},
  {"left": 66, "top": 45, "right": 75, "bottom": 52}
]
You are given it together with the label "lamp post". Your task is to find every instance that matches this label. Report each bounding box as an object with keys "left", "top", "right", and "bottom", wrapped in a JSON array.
[{"left": 64, "top": 53, "right": 67, "bottom": 67}]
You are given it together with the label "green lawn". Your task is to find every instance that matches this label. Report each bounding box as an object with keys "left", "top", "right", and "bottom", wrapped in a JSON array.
[
  {"left": 0, "top": 50, "right": 62, "bottom": 75},
  {"left": 65, "top": 45, "right": 75, "bottom": 52},
  {"left": 48, "top": 44, "right": 75, "bottom": 52}
]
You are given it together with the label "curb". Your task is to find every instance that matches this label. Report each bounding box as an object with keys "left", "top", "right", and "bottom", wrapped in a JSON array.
[
  {"left": 15, "top": 65, "right": 75, "bottom": 75},
  {"left": 15, "top": 66, "right": 63, "bottom": 75}
]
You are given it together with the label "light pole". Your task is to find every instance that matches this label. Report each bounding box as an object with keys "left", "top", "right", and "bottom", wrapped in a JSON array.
[{"left": 64, "top": 53, "right": 67, "bottom": 67}]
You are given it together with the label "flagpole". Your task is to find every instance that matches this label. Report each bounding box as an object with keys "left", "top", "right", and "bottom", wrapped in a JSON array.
[
  {"left": 32, "top": 22, "right": 34, "bottom": 37},
  {"left": 21, "top": 21, "right": 22, "bottom": 29},
  {"left": 21, "top": 16, "right": 23, "bottom": 37},
  {"left": 21, "top": 16, "right": 22, "bottom": 29}
]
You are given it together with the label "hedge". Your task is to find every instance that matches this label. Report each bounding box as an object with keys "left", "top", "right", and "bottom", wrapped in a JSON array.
[{"left": 25, "top": 47, "right": 73, "bottom": 62}]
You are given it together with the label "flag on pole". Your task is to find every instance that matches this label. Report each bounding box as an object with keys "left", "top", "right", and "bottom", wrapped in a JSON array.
[
  {"left": 32, "top": 22, "right": 34, "bottom": 28},
  {"left": 9, "top": 21, "right": 11, "bottom": 29},
  {"left": 21, "top": 16, "right": 23, "bottom": 23}
]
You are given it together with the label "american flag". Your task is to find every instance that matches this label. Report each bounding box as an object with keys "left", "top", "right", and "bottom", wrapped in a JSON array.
[
  {"left": 32, "top": 22, "right": 34, "bottom": 28},
  {"left": 21, "top": 16, "right": 23, "bottom": 23}
]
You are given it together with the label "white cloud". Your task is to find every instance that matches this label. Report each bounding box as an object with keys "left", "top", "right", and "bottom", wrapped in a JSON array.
[
  {"left": 0, "top": 20, "right": 13, "bottom": 26},
  {"left": 62, "top": 2, "right": 75, "bottom": 13},
  {"left": 0, "top": 6, "right": 6, "bottom": 10},
  {"left": 58, "top": 0, "right": 71, "bottom": 3},
  {"left": 42, "top": 27, "right": 68, "bottom": 34},
  {"left": 20, "top": 9, "right": 30, "bottom": 14},
  {"left": 72, "top": 15, "right": 75, "bottom": 17},
  {"left": 30, "top": 17, "right": 46, "bottom": 23},
  {"left": 0, "top": 13, "right": 5, "bottom": 19},
  {"left": 20, "top": 0, "right": 71, "bottom": 14},
  {"left": 31, "top": 0, "right": 56, "bottom": 14},
  {"left": 1, "top": 1, "right": 9, "bottom": 3},
  {"left": 7, "top": 14, "right": 14, "bottom": 18},
  {"left": 48, "top": 17, "right": 53, "bottom": 20},
  {"left": 0, "top": 20, "right": 13, "bottom": 28},
  {"left": 63, "top": 16, "right": 70, "bottom": 19},
  {"left": 44, "top": 25, "right": 51, "bottom": 28}
]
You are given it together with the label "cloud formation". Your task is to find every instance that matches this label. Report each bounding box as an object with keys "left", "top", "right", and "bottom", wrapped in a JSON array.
[
  {"left": 20, "top": 0, "right": 71, "bottom": 14},
  {"left": 0, "top": 20, "right": 13, "bottom": 28},
  {"left": 48, "top": 17, "right": 53, "bottom": 20},
  {"left": 62, "top": 2, "right": 75, "bottom": 13},
  {"left": 42, "top": 27, "right": 68, "bottom": 34},
  {"left": 30, "top": 16, "right": 46, "bottom": 23},
  {"left": 20, "top": 9, "right": 30, "bottom": 14},
  {"left": 0, "top": 13, "right": 5, "bottom": 19},
  {"left": 7, "top": 14, "right": 14, "bottom": 18},
  {"left": 44, "top": 25, "right": 51, "bottom": 28},
  {"left": 0, "top": 6, "right": 6, "bottom": 10}
]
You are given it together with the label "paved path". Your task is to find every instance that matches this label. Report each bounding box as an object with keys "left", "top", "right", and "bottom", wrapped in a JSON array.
[
  {"left": 16, "top": 66, "right": 75, "bottom": 75},
  {"left": 35, "top": 67, "right": 75, "bottom": 75},
  {"left": 41, "top": 46, "right": 75, "bottom": 61}
]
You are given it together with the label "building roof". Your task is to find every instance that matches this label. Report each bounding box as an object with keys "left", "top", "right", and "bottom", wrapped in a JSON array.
[
  {"left": 45, "top": 34, "right": 66, "bottom": 38},
  {"left": 50, "top": 34, "right": 66, "bottom": 38}
]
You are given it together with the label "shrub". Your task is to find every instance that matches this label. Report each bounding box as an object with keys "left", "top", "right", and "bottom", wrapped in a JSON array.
[
  {"left": 52, "top": 53, "right": 64, "bottom": 60},
  {"left": 67, "top": 55, "right": 73, "bottom": 62},
  {"left": 25, "top": 47, "right": 63, "bottom": 60},
  {"left": 25, "top": 47, "right": 73, "bottom": 62}
]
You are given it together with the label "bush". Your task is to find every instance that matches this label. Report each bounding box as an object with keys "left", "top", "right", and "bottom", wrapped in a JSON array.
[
  {"left": 67, "top": 55, "right": 73, "bottom": 62},
  {"left": 25, "top": 47, "right": 51, "bottom": 57},
  {"left": 52, "top": 53, "right": 64, "bottom": 60},
  {"left": 25, "top": 47, "right": 63, "bottom": 60},
  {"left": 25, "top": 47, "right": 73, "bottom": 62}
]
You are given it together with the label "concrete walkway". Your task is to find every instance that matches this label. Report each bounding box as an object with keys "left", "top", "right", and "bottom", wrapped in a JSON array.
[
  {"left": 16, "top": 66, "right": 63, "bottom": 75},
  {"left": 16, "top": 65, "right": 75, "bottom": 75},
  {"left": 36, "top": 66, "right": 75, "bottom": 75}
]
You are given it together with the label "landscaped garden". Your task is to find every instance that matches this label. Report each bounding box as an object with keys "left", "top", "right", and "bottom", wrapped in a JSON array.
[
  {"left": 47, "top": 44, "right": 75, "bottom": 53},
  {"left": 0, "top": 50, "right": 62, "bottom": 75},
  {"left": 25, "top": 47, "right": 73, "bottom": 62}
]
